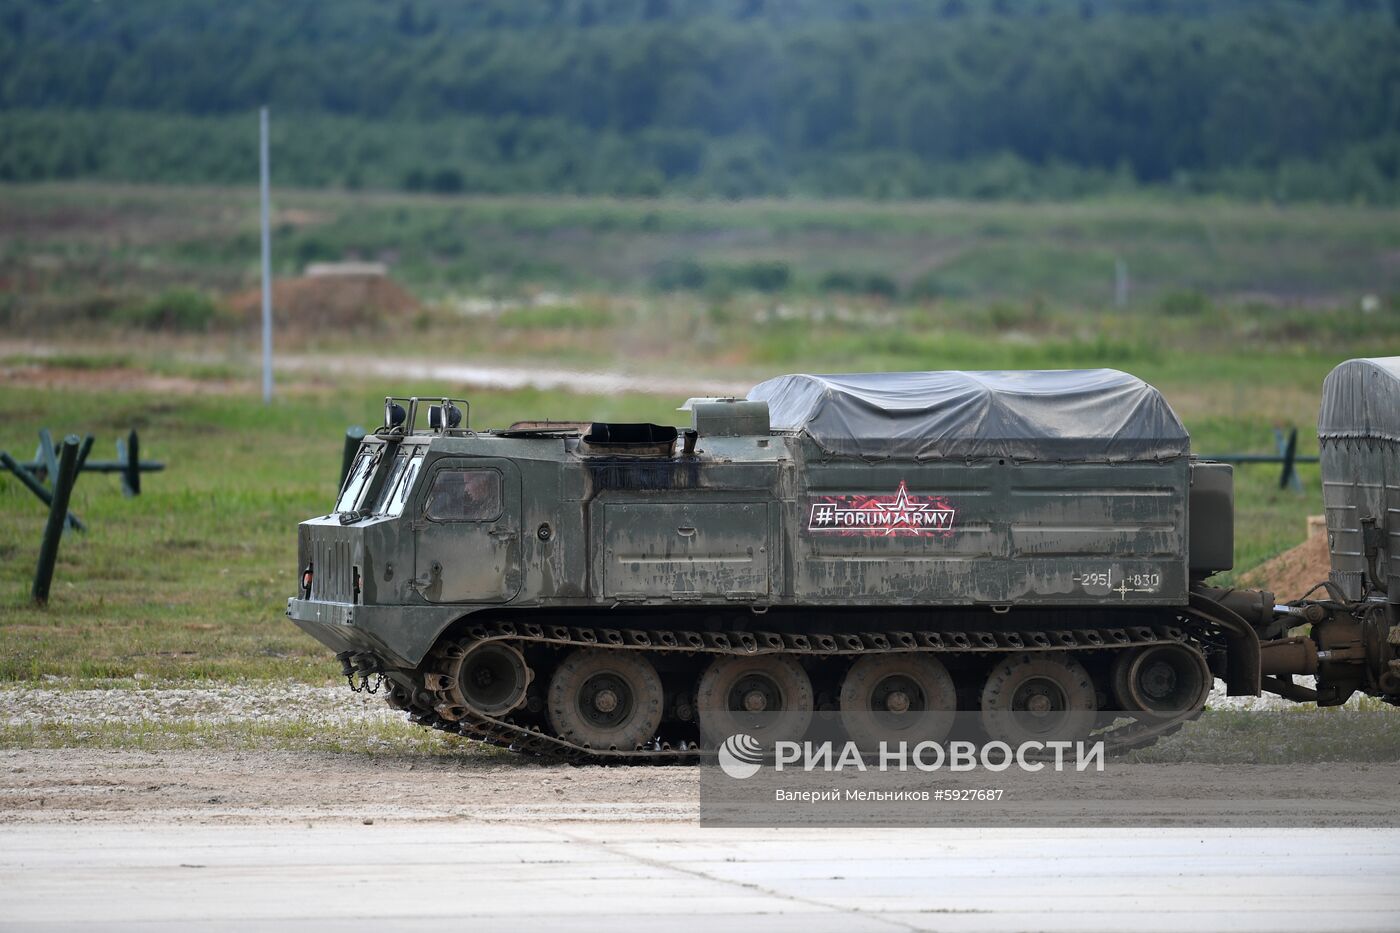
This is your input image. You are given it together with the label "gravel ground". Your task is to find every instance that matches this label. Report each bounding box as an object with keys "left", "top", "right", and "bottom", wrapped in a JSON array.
[
  {"left": 1206, "top": 676, "right": 1323, "bottom": 710},
  {"left": 1, "top": 679, "right": 402, "bottom": 729},
  {"left": 0, "top": 678, "right": 1393, "bottom": 832},
  {"left": 0, "top": 675, "right": 1315, "bottom": 733}
]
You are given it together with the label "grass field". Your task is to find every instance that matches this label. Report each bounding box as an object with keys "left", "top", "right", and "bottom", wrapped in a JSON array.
[
  {"left": 2, "top": 183, "right": 1397, "bottom": 694},
  {"left": 0, "top": 354, "right": 1338, "bottom": 688},
  {"left": 5, "top": 182, "right": 1400, "bottom": 316},
  {"left": 0, "top": 375, "right": 677, "bottom": 685},
  {"left": 4, "top": 182, "right": 1397, "bottom": 388}
]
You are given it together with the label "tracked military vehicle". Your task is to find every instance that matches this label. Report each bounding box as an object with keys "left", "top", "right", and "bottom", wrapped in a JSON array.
[{"left": 288, "top": 362, "right": 1400, "bottom": 760}]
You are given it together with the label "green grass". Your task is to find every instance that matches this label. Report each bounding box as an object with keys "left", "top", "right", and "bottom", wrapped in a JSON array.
[
  {"left": 5, "top": 182, "right": 1400, "bottom": 318},
  {"left": 0, "top": 380, "right": 677, "bottom": 685},
  {"left": 1130, "top": 704, "right": 1400, "bottom": 764},
  {"left": 0, "top": 358, "right": 1341, "bottom": 686},
  {"left": 3, "top": 182, "right": 1395, "bottom": 692}
]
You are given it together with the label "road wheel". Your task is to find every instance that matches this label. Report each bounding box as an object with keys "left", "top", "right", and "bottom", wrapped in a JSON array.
[
  {"left": 449, "top": 641, "right": 532, "bottom": 717},
  {"left": 980, "top": 653, "right": 1097, "bottom": 746},
  {"left": 839, "top": 654, "right": 956, "bottom": 751},
  {"left": 696, "top": 655, "right": 813, "bottom": 747},
  {"left": 547, "top": 649, "right": 663, "bottom": 751},
  {"left": 1110, "top": 642, "right": 1211, "bottom": 718}
]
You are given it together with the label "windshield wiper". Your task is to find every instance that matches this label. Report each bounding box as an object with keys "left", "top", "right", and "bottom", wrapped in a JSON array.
[{"left": 339, "top": 438, "right": 402, "bottom": 523}]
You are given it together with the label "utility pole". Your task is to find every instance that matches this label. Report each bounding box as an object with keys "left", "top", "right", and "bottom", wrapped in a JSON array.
[
  {"left": 1114, "top": 257, "right": 1129, "bottom": 310},
  {"left": 260, "top": 106, "right": 274, "bottom": 403}
]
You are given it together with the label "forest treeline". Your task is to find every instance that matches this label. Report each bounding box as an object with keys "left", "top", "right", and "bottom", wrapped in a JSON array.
[{"left": 2, "top": 0, "right": 1399, "bottom": 201}]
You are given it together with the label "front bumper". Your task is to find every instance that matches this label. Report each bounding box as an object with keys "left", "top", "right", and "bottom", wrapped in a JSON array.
[
  {"left": 286, "top": 597, "right": 464, "bottom": 669},
  {"left": 286, "top": 597, "right": 386, "bottom": 661}
]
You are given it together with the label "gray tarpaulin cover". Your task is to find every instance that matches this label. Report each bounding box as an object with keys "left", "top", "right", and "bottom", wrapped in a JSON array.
[
  {"left": 747, "top": 369, "right": 1190, "bottom": 461},
  {"left": 1319, "top": 357, "right": 1400, "bottom": 442}
]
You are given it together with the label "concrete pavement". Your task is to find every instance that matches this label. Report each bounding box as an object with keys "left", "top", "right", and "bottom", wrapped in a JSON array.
[{"left": 2, "top": 823, "right": 1397, "bottom": 932}]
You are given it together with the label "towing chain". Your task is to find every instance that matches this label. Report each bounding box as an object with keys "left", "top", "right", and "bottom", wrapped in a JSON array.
[
  {"left": 348, "top": 672, "right": 384, "bottom": 694},
  {"left": 404, "top": 616, "right": 1216, "bottom": 763}
]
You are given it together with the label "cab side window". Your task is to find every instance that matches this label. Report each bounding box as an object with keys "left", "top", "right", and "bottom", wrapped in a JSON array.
[{"left": 425, "top": 469, "right": 503, "bottom": 522}]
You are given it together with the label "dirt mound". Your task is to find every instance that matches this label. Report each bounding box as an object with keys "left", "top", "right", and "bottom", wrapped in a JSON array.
[
  {"left": 1239, "top": 518, "right": 1331, "bottom": 600},
  {"left": 228, "top": 274, "right": 418, "bottom": 330}
]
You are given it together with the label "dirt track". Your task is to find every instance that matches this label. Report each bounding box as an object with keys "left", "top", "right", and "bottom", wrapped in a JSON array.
[
  {"left": 0, "top": 748, "right": 693, "bottom": 825},
  {"left": 4, "top": 747, "right": 1399, "bottom": 829},
  {"left": 0, "top": 341, "right": 751, "bottom": 398},
  {"left": 1, "top": 675, "right": 1388, "bottom": 829}
]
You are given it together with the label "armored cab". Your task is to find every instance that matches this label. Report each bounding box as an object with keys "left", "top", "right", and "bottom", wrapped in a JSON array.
[{"left": 288, "top": 365, "right": 1397, "bottom": 760}]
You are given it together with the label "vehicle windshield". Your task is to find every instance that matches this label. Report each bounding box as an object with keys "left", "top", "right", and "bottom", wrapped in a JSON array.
[
  {"left": 332, "top": 445, "right": 425, "bottom": 517},
  {"left": 373, "top": 449, "right": 424, "bottom": 517},
  {"left": 334, "top": 449, "right": 376, "bottom": 513}
]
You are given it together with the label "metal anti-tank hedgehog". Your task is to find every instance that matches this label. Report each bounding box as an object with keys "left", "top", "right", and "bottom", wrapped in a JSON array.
[{"left": 287, "top": 360, "right": 1400, "bottom": 759}]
